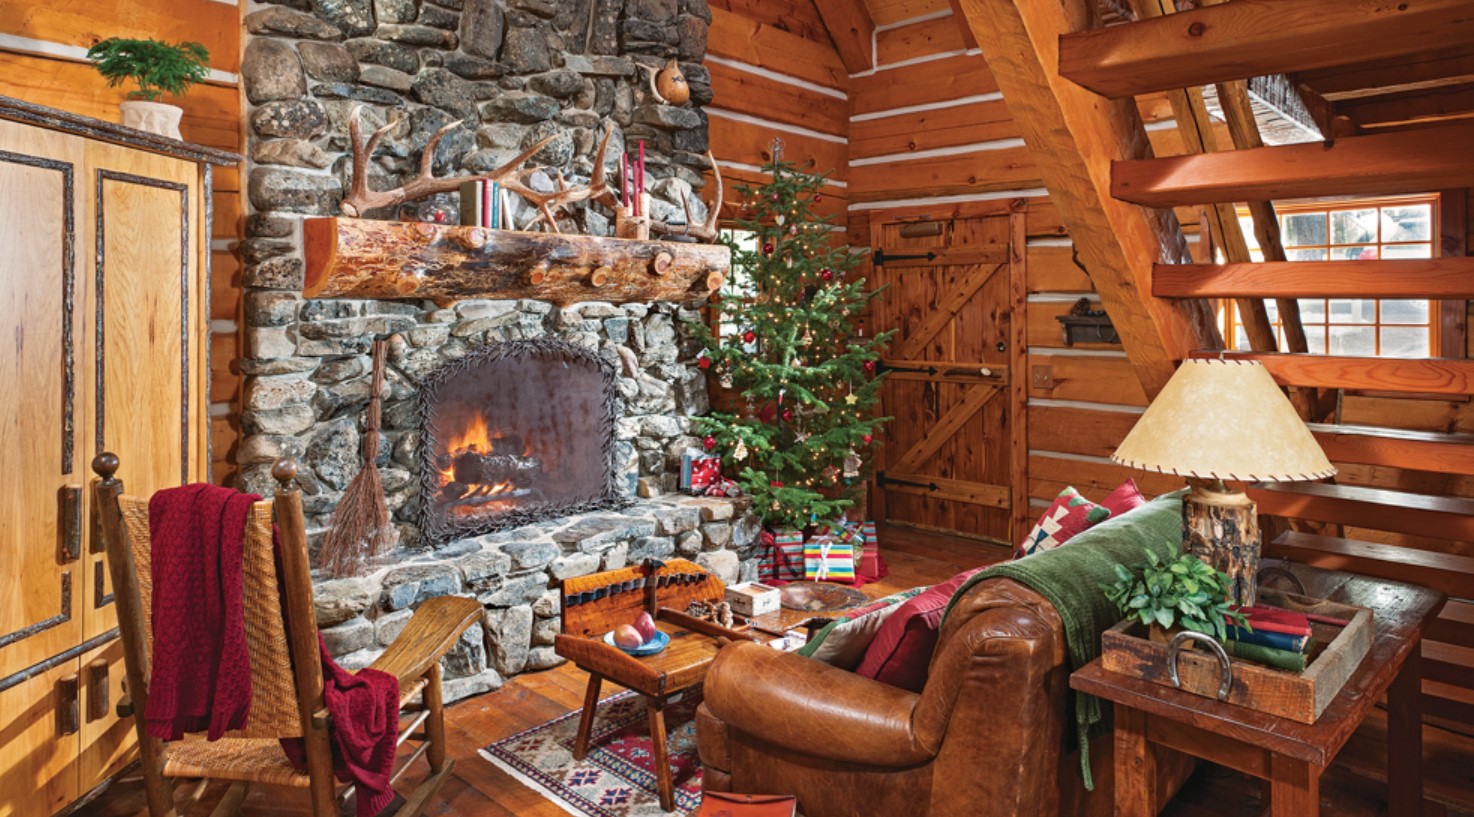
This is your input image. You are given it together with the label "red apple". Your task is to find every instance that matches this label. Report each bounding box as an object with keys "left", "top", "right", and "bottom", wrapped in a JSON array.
[
  {"left": 612, "top": 625, "right": 643, "bottom": 650},
  {"left": 633, "top": 611, "right": 658, "bottom": 643}
]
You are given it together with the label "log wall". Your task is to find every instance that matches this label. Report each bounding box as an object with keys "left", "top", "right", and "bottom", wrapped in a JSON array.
[{"left": 0, "top": 1, "right": 245, "bottom": 485}]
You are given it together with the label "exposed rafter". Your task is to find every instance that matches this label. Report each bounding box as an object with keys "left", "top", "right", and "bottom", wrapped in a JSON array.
[
  {"left": 1058, "top": 0, "right": 1474, "bottom": 100},
  {"left": 1112, "top": 122, "right": 1474, "bottom": 207},
  {"left": 955, "top": 0, "right": 1223, "bottom": 397},
  {"left": 811, "top": 0, "right": 875, "bottom": 74},
  {"left": 1156, "top": 259, "right": 1474, "bottom": 299}
]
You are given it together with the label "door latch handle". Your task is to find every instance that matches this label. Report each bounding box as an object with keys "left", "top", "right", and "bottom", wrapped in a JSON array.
[
  {"left": 87, "top": 659, "right": 110, "bottom": 722},
  {"left": 58, "top": 674, "right": 80, "bottom": 735},
  {"left": 59, "top": 486, "right": 82, "bottom": 563}
]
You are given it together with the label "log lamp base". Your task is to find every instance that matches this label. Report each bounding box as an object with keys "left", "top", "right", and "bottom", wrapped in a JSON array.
[{"left": 1181, "top": 479, "right": 1260, "bottom": 606}]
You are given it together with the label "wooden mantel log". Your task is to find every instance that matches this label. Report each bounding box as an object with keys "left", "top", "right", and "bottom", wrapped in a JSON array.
[{"left": 302, "top": 217, "right": 730, "bottom": 305}]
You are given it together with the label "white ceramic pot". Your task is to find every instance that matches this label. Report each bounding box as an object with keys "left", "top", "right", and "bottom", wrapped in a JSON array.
[{"left": 119, "top": 100, "right": 183, "bottom": 140}]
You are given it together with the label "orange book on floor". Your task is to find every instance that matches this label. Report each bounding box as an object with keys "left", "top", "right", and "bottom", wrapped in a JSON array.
[{"left": 695, "top": 792, "right": 798, "bottom": 817}]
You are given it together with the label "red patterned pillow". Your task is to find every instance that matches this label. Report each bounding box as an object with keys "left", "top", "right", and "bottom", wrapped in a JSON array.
[
  {"left": 854, "top": 567, "right": 987, "bottom": 692},
  {"left": 1015, "top": 486, "right": 1110, "bottom": 559},
  {"left": 1100, "top": 478, "right": 1147, "bottom": 518}
]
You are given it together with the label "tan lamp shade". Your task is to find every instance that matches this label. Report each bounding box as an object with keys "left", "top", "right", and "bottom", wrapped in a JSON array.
[{"left": 1111, "top": 358, "right": 1336, "bottom": 483}]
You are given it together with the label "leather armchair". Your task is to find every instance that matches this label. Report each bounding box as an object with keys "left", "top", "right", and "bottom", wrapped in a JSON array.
[{"left": 697, "top": 578, "right": 1192, "bottom": 817}]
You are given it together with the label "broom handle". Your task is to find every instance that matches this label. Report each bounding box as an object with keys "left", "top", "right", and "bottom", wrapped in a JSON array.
[{"left": 364, "top": 339, "right": 386, "bottom": 458}]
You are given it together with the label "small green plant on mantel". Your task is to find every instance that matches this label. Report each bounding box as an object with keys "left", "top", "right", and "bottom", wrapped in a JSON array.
[
  {"left": 1102, "top": 548, "right": 1249, "bottom": 642},
  {"left": 86, "top": 38, "right": 210, "bottom": 102}
]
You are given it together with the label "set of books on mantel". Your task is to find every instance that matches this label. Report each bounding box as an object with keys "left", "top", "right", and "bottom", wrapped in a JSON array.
[
  {"left": 459, "top": 180, "right": 516, "bottom": 230},
  {"left": 1223, "top": 606, "right": 1322, "bottom": 672}
]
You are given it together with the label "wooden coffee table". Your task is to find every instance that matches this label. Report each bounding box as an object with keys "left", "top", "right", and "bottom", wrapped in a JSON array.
[{"left": 1070, "top": 565, "right": 1445, "bottom": 817}]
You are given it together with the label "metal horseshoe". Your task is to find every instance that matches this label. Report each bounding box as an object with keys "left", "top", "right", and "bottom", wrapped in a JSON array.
[{"left": 1166, "top": 630, "right": 1234, "bottom": 701}]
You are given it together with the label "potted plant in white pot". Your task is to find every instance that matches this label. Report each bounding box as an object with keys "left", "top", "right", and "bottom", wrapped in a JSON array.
[{"left": 85, "top": 38, "right": 210, "bottom": 140}]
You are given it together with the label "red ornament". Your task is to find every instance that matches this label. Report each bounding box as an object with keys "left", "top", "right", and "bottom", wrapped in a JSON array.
[
  {"left": 820, "top": 268, "right": 834, "bottom": 281},
  {"left": 770, "top": 481, "right": 785, "bottom": 488},
  {"left": 864, "top": 360, "right": 877, "bottom": 373},
  {"left": 762, "top": 242, "right": 774, "bottom": 256},
  {"left": 781, "top": 408, "right": 793, "bottom": 422},
  {"left": 742, "top": 329, "right": 756, "bottom": 343},
  {"left": 814, "top": 193, "right": 823, "bottom": 202},
  {"left": 862, "top": 434, "right": 873, "bottom": 444},
  {"left": 703, "top": 435, "right": 717, "bottom": 451},
  {"left": 697, "top": 355, "right": 713, "bottom": 370}
]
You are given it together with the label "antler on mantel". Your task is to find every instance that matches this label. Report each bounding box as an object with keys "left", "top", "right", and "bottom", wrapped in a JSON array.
[
  {"left": 501, "top": 126, "right": 622, "bottom": 232},
  {"left": 339, "top": 105, "right": 555, "bottom": 218},
  {"left": 649, "top": 150, "right": 722, "bottom": 243}
]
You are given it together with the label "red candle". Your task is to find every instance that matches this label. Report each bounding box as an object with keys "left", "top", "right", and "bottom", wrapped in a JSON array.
[{"left": 637, "top": 140, "right": 646, "bottom": 216}]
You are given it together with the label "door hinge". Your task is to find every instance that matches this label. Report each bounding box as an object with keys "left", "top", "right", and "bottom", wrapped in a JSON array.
[{"left": 872, "top": 249, "right": 937, "bottom": 266}]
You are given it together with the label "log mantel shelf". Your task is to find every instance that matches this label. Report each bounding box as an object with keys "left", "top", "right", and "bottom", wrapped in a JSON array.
[{"left": 302, "top": 217, "right": 730, "bottom": 305}]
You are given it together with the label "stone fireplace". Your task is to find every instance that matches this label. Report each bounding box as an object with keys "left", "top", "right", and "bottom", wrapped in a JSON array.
[
  {"left": 236, "top": 0, "right": 757, "bottom": 701},
  {"left": 419, "top": 338, "right": 625, "bottom": 543}
]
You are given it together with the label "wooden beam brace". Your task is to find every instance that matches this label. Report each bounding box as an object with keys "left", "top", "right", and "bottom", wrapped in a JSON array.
[
  {"left": 1156, "top": 259, "right": 1474, "bottom": 299},
  {"left": 956, "top": 0, "right": 1222, "bottom": 397},
  {"left": 1338, "top": 84, "right": 1474, "bottom": 130},
  {"left": 812, "top": 0, "right": 875, "bottom": 74},
  {"left": 1112, "top": 122, "right": 1474, "bottom": 207},
  {"left": 1295, "top": 45, "right": 1474, "bottom": 102},
  {"left": 1192, "top": 350, "right": 1474, "bottom": 397},
  {"left": 1058, "top": 0, "right": 1474, "bottom": 100}
]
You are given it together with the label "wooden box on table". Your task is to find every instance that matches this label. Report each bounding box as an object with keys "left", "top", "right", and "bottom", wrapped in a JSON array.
[{"left": 1100, "top": 587, "right": 1373, "bottom": 724}]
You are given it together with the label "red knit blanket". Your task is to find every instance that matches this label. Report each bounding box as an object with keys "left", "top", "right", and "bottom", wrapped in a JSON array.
[{"left": 146, "top": 484, "right": 256, "bottom": 741}]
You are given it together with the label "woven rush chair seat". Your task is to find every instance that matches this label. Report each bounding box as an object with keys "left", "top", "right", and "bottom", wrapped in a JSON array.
[{"left": 94, "top": 456, "right": 485, "bottom": 817}]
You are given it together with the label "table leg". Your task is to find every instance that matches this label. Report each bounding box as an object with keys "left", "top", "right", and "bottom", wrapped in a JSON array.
[
  {"left": 573, "top": 673, "right": 603, "bottom": 761},
  {"left": 647, "top": 697, "right": 674, "bottom": 812},
  {"left": 1270, "top": 754, "right": 1321, "bottom": 816},
  {"left": 1388, "top": 647, "right": 1424, "bottom": 816},
  {"left": 1114, "top": 707, "right": 1156, "bottom": 817}
]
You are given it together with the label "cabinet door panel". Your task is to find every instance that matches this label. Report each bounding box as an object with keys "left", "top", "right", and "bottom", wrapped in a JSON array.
[
  {"left": 0, "top": 120, "right": 86, "bottom": 679},
  {"left": 78, "top": 639, "right": 133, "bottom": 788},
  {"left": 0, "top": 660, "right": 81, "bottom": 817},
  {"left": 85, "top": 144, "right": 202, "bottom": 639}
]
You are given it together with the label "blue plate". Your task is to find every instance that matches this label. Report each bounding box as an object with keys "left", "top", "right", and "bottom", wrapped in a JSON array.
[{"left": 604, "top": 629, "right": 669, "bottom": 656}]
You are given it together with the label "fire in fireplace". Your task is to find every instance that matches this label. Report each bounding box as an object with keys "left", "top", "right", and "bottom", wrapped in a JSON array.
[{"left": 417, "top": 338, "right": 625, "bottom": 545}]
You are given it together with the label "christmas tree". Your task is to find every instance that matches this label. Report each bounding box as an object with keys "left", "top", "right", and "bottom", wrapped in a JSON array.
[{"left": 692, "top": 153, "right": 893, "bottom": 530}]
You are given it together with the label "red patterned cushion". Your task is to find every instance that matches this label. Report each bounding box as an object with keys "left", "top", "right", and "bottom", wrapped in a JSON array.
[
  {"left": 853, "top": 567, "right": 987, "bottom": 692},
  {"left": 1100, "top": 478, "right": 1147, "bottom": 518},
  {"left": 1015, "top": 486, "right": 1110, "bottom": 559}
]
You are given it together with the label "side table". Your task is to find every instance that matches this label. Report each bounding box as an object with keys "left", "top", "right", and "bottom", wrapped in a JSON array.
[{"left": 1070, "top": 566, "right": 1445, "bottom": 817}]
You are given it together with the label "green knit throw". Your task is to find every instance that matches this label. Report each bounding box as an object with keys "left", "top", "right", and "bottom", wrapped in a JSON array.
[{"left": 943, "top": 489, "right": 1186, "bottom": 790}]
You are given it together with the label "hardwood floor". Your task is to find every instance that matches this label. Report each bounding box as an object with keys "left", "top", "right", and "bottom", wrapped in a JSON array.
[{"left": 76, "top": 523, "right": 1473, "bottom": 817}]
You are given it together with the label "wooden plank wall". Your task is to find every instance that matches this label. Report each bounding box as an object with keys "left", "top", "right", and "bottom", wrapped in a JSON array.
[
  {"left": 0, "top": 2, "right": 244, "bottom": 485},
  {"left": 707, "top": 0, "right": 850, "bottom": 222}
]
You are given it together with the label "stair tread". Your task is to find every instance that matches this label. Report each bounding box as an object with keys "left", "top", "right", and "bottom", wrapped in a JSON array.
[
  {"left": 1306, "top": 423, "right": 1474, "bottom": 446},
  {"left": 1252, "top": 482, "right": 1474, "bottom": 542},
  {"left": 1253, "top": 481, "right": 1474, "bottom": 514},
  {"left": 1271, "top": 530, "right": 1474, "bottom": 574}
]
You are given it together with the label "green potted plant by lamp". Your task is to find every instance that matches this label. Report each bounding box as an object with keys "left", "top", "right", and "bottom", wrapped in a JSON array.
[
  {"left": 86, "top": 38, "right": 210, "bottom": 139},
  {"left": 1101, "top": 547, "right": 1248, "bottom": 644}
]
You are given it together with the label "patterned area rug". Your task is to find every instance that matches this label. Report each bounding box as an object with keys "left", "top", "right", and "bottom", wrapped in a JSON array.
[{"left": 481, "top": 688, "right": 705, "bottom": 816}]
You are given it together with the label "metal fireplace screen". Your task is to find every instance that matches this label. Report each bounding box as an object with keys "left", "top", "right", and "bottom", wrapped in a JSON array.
[{"left": 418, "top": 338, "right": 624, "bottom": 545}]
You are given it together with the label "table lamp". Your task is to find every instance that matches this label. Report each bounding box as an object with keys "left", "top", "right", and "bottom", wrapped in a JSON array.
[{"left": 1110, "top": 358, "right": 1335, "bottom": 606}]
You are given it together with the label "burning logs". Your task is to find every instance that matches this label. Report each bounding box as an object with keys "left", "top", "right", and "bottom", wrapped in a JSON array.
[
  {"left": 301, "top": 217, "right": 730, "bottom": 305},
  {"left": 439, "top": 449, "right": 543, "bottom": 500}
]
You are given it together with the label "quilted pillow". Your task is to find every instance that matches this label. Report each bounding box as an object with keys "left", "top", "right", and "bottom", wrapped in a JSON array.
[
  {"left": 1100, "top": 478, "right": 1147, "bottom": 518},
  {"left": 1015, "top": 486, "right": 1110, "bottom": 559},
  {"left": 853, "top": 566, "right": 987, "bottom": 692},
  {"left": 796, "top": 588, "right": 924, "bottom": 670}
]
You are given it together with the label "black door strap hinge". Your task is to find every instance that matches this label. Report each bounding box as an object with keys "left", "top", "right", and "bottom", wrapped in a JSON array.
[
  {"left": 877, "top": 472, "right": 940, "bottom": 492},
  {"left": 872, "top": 249, "right": 937, "bottom": 266}
]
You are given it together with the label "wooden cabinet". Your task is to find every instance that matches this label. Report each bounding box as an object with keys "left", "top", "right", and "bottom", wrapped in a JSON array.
[{"left": 0, "top": 98, "right": 235, "bottom": 817}]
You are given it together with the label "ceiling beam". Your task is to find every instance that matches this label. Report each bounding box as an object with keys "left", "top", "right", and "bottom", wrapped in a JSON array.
[
  {"left": 1156, "top": 259, "right": 1474, "bottom": 299},
  {"left": 1112, "top": 122, "right": 1474, "bottom": 207},
  {"left": 1339, "top": 83, "right": 1474, "bottom": 130},
  {"left": 1058, "top": 0, "right": 1474, "bottom": 100},
  {"left": 954, "top": 0, "right": 1223, "bottom": 397},
  {"left": 1295, "top": 45, "right": 1474, "bottom": 102},
  {"left": 811, "top": 0, "right": 874, "bottom": 74}
]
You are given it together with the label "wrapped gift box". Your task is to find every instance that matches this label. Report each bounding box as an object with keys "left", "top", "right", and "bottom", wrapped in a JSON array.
[
  {"left": 760, "top": 529, "right": 805, "bottom": 582},
  {"left": 680, "top": 451, "right": 722, "bottom": 496},
  {"left": 804, "top": 537, "right": 856, "bottom": 582}
]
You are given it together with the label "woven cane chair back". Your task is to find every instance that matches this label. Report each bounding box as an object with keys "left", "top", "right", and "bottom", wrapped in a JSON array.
[{"left": 117, "top": 495, "right": 304, "bottom": 739}]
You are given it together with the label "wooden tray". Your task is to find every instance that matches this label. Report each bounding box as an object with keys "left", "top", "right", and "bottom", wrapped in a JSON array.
[{"left": 1100, "top": 588, "right": 1373, "bottom": 724}]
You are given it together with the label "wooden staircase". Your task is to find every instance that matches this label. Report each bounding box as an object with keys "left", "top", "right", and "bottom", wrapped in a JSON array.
[{"left": 1043, "top": 0, "right": 1474, "bottom": 741}]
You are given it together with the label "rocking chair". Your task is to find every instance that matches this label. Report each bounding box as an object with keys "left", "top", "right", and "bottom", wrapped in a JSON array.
[{"left": 92, "top": 455, "right": 483, "bottom": 817}]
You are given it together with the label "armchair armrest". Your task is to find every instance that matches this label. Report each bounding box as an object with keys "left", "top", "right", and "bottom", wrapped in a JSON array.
[
  {"left": 369, "top": 595, "right": 483, "bottom": 688},
  {"left": 703, "top": 641, "right": 936, "bottom": 768}
]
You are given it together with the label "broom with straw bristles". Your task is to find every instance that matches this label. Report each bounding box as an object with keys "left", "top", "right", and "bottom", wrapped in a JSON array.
[{"left": 319, "top": 339, "right": 394, "bottom": 578}]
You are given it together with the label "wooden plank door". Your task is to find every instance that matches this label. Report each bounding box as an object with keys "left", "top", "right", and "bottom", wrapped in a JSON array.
[{"left": 867, "top": 212, "right": 1026, "bottom": 544}]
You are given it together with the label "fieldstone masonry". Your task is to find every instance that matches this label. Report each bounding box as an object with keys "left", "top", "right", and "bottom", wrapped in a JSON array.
[{"left": 238, "top": 0, "right": 751, "bottom": 702}]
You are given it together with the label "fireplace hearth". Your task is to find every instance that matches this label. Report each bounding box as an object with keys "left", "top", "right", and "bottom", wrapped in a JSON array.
[{"left": 418, "top": 338, "right": 627, "bottom": 545}]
